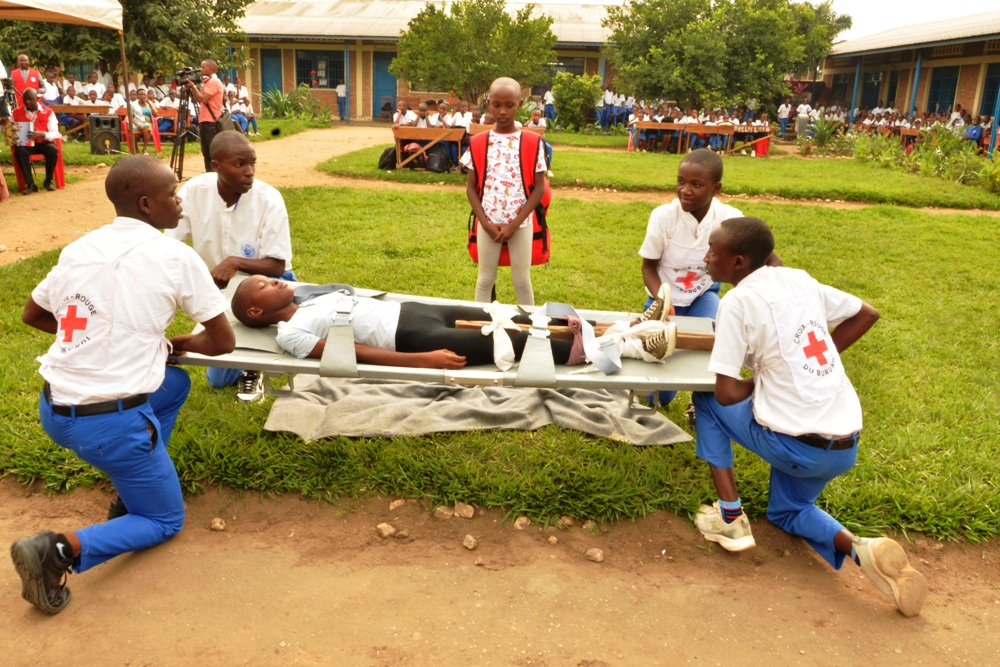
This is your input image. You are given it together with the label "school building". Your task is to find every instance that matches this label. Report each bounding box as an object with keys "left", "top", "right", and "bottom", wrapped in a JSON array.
[
  {"left": 821, "top": 10, "right": 1000, "bottom": 118},
  {"left": 234, "top": 0, "right": 623, "bottom": 120}
]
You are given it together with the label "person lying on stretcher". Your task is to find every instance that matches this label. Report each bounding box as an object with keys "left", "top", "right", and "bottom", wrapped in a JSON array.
[{"left": 231, "top": 275, "right": 681, "bottom": 369}]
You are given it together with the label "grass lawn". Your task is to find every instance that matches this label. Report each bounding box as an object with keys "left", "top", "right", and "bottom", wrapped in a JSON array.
[
  {"left": 319, "top": 145, "right": 1000, "bottom": 210},
  {"left": 1, "top": 181, "right": 997, "bottom": 542}
]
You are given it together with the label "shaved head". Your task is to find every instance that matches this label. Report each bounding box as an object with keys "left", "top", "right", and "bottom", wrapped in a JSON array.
[
  {"left": 210, "top": 131, "right": 252, "bottom": 161},
  {"left": 489, "top": 77, "right": 521, "bottom": 99},
  {"left": 681, "top": 148, "right": 724, "bottom": 184},
  {"left": 105, "top": 155, "right": 176, "bottom": 220}
]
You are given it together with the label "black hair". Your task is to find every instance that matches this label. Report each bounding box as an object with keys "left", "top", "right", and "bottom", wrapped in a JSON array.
[
  {"left": 680, "top": 148, "right": 723, "bottom": 183},
  {"left": 720, "top": 217, "right": 774, "bottom": 269},
  {"left": 231, "top": 280, "right": 262, "bottom": 327}
]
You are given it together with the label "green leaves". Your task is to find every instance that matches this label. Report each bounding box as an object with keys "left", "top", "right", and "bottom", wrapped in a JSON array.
[
  {"left": 0, "top": 0, "right": 252, "bottom": 78},
  {"left": 603, "top": 0, "right": 850, "bottom": 108},
  {"left": 389, "top": 0, "right": 556, "bottom": 104}
]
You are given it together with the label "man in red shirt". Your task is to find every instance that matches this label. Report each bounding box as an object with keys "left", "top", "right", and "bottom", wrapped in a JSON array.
[
  {"left": 184, "top": 59, "right": 225, "bottom": 173},
  {"left": 11, "top": 88, "right": 61, "bottom": 193},
  {"left": 11, "top": 54, "right": 42, "bottom": 108}
]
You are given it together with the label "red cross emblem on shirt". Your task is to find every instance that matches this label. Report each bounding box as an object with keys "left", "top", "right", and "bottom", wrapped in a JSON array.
[
  {"left": 676, "top": 271, "right": 699, "bottom": 289},
  {"left": 803, "top": 330, "right": 829, "bottom": 366},
  {"left": 59, "top": 305, "right": 88, "bottom": 343}
]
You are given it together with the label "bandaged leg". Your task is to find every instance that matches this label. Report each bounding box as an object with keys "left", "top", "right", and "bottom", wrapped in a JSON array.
[{"left": 595, "top": 320, "right": 677, "bottom": 364}]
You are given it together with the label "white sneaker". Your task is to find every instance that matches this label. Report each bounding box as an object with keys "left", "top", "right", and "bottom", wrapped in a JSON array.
[
  {"left": 853, "top": 537, "right": 928, "bottom": 617},
  {"left": 236, "top": 370, "right": 265, "bottom": 403},
  {"left": 694, "top": 502, "right": 756, "bottom": 552},
  {"left": 546, "top": 170, "right": 554, "bottom": 179}
]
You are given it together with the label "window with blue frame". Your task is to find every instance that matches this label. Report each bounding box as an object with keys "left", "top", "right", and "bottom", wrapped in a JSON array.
[
  {"left": 861, "top": 71, "right": 882, "bottom": 109},
  {"left": 830, "top": 73, "right": 851, "bottom": 106},
  {"left": 295, "top": 50, "right": 344, "bottom": 89},
  {"left": 980, "top": 63, "right": 1000, "bottom": 117},
  {"left": 926, "top": 66, "right": 959, "bottom": 115}
]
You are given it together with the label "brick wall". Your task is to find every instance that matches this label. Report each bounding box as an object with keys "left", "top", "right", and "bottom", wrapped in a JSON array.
[{"left": 956, "top": 63, "right": 982, "bottom": 112}]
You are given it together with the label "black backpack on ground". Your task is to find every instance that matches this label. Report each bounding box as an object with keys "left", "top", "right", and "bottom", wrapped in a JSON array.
[{"left": 377, "top": 147, "right": 396, "bottom": 170}]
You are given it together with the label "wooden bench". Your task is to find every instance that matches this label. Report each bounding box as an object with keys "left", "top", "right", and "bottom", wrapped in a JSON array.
[
  {"left": 46, "top": 104, "right": 113, "bottom": 138},
  {"left": 392, "top": 126, "right": 467, "bottom": 169},
  {"left": 728, "top": 125, "right": 773, "bottom": 155},
  {"left": 632, "top": 121, "right": 688, "bottom": 153}
]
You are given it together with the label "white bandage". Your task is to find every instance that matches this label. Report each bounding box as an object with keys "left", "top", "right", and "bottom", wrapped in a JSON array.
[
  {"left": 594, "top": 320, "right": 677, "bottom": 364},
  {"left": 481, "top": 301, "right": 519, "bottom": 371}
]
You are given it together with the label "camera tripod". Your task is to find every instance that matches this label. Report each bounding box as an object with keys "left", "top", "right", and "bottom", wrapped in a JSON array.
[{"left": 169, "top": 83, "right": 200, "bottom": 181}]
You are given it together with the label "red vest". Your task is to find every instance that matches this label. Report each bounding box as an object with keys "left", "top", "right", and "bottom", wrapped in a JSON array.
[
  {"left": 11, "top": 68, "right": 42, "bottom": 106},
  {"left": 12, "top": 105, "right": 55, "bottom": 143},
  {"left": 467, "top": 130, "right": 551, "bottom": 266}
]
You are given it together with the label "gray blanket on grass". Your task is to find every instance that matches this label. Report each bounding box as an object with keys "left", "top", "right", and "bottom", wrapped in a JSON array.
[{"left": 263, "top": 376, "right": 691, "bottom": 446}]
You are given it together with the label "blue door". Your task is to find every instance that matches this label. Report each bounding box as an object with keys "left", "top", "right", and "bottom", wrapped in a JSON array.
[
  {"left": 373, "top": 52, "right": 396, "bottom": 119},
  {"left": 261, "top": 49, "right": 283, "bottom": 95}
]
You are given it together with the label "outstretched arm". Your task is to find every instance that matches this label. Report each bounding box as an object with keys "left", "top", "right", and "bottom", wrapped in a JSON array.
[
  {"left": 307, "top": 339, "right": 466, "bottom": 369},
  {"left": 210, "top": 256, "right": 286, "bottom": 289},
  {"left": 168, "top": 313, "right": 236, "bottom": 357}
]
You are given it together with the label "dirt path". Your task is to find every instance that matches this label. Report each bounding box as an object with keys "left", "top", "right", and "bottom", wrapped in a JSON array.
[{"left": 2, "top": 126, "right": 999, "bottom": 665}]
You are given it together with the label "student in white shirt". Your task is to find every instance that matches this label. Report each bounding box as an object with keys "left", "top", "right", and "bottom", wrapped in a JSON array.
[
  {"left": 691, "top": 215, "right": 927, "bottom": 618},
  {"left": 392, "top": 100, "right": 417, "bottom": 127},
  {"left": 777, "top": 99, "right": 792, "bottom": 138}
]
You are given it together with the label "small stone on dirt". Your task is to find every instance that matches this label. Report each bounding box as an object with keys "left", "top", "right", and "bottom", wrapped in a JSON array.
[
  {"left": 389, "top": 499, "right": 406, "bottom": 511},
  {"left": 513, "top": 516, "right": 532, "bottom": 530},
  {"left": 581, "top": 519, "right": 597, "bottom": 531},
  {"left": 209, "top": 517, "right": 226, "bottom": 531},
  {"left": 376, "top": 522, "right": 396, "bottom": 538},
  {"left": 434, "top": 506, "right": 454, "bottom": 520},
  {"left": 547, "top": 536, "right": 558, "bottom": 545},
  {"left": 463, "top": 535, "right": 478, "bottom": 550},
  {"left": 395, "top": 530, "right": 409, "bottom": 540},
  {"left": 557, "top": 515, "right": 574, "bottom": 528},
  {"left": 474, "top": 557, "right": 484, "bottom": 566},
  {"left": 585, "top": 548, "right": 604, "bottom": 563},
  {"left": 454, "top": 502, "right": 475, "bottom": 519}
]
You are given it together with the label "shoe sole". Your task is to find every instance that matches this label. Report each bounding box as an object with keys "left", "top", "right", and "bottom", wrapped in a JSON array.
[
  {"left": 700, "top": 530, "right": 757, "bottom": 552},
  {"left": 9, "top": 539, "right": 70, "bottom": 614},
  {"left": 868, "top": 538, "right": 928, "bottom": 617}
]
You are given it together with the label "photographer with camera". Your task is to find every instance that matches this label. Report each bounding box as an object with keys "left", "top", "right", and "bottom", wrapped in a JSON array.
[{"left": 183, "top": 59, "right": 224, "bottom": 173}]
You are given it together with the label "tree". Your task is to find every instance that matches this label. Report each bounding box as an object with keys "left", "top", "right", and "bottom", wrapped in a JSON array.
[
  {"left": 0, "top": 0, "right": 253, "bottom": 80},
  {"left": 603, "top": 0, "right": 850, "bottom": 109},
  {"left": 390, "top": 0, "right": 557, "bottom": 105},
  {"left": 550, "top": 72, "right": 602, "bottom": 129}
]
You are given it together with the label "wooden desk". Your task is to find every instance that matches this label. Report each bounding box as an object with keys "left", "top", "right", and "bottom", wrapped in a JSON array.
[
  {"left": 392, "top": 126, "right": 466, "bottom": 169},
  {"left": 632, "top": 121, "right": 687, "bottom": 153}
]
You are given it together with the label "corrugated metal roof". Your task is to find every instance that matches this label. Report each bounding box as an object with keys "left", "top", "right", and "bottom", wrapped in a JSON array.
[
  {"left": 240, "top": 0, "right": 623, "bottom": 44},
  {"left": 830, "top": 10, "right": 1000, "bottom": 56}
]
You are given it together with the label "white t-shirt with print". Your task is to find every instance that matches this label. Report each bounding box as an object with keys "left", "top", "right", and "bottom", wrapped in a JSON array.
[
  {"left": 459, "top": 130, "right": 547, "bottom": 229},
  {"left": 276, "top": 293, "right": 401, "bottom": 358}
]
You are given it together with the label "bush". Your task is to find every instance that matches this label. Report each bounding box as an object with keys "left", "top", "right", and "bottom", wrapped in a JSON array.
[
  {"left": 260, "top": 84, "right": 333, "bottom": 122},
  {"left": 551, "top": 72, "right": 602, "bottom": 130}
]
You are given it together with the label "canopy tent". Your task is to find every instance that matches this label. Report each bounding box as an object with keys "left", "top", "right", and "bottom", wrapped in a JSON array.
[{"left": 0, "top": 0, "right": 136, "bottom": 152}]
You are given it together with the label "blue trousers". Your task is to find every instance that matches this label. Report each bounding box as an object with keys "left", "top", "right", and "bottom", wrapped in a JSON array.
[
  {"left": 645, "top": 284, "right": 720, "bottom": 406},
  {"left": 779, "top": 117, "right": 789, "bottom": 138},
  {"left": 691, "top": 393, "right": 856, "bottom": 569},
  {"left": 39, "top": 366, "right": 191, "bottom": 573},
  {"left": 231, "top": 113, "right": 249, "bottom": 133},
  {"left": 544, "top": 104, "right": 555, "bottom": 121},
  {"left": 337, "top": 97, "right": 346, "bottom": 120},
  {"left": 207, "top": 269, "right": 297, "bottom": 388}
]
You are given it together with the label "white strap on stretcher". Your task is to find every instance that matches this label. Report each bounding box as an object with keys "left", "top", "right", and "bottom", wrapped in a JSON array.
[
  {"left": 512, "top": 302, "right": 622, "bottom": 387},
  {"left": 319, "top": 297, "right": 358, "bottom": 377}
]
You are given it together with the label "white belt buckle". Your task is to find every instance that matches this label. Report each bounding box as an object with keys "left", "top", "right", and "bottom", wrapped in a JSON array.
[{"left": 334, "top": 297, "right": 355, "bottom": 326}]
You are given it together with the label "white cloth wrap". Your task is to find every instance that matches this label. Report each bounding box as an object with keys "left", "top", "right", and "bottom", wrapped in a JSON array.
[
  {"left": 482, "top": 302, "right": 519, "bottom": 371},
  {"left": 596, "top": 320, "right": 677, "bottom": 364}
]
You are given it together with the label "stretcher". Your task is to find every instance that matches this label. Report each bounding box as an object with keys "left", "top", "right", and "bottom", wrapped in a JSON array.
[{"left": 177, "top": 285, "right": 717, "bottom": 406}]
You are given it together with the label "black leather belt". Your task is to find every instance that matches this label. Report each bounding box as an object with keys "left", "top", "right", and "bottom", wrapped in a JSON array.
[
  {"left": 43, "top": 383, "right": 148, "bottom": 417},
  {"left": 794, "top": 432, "right": 859, "bottom": 450}
]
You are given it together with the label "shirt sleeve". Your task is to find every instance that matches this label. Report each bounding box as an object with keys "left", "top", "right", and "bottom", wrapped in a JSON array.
[
  {"left": 817, "top": 282, "right": 863, "bottom": 329},
  {"left": 258, "top": 191, "right": 293, "bottom": 263},
  {"left": 276, "top": 319, "right": 322, "bottom": 358},
  {"left": 638, "top": 204, "right": 672, "bottom": 260},
  {"left": 533, "top": 138, "right": 546, "bottom": 173},
  {"left": 459, "top": 148, "right": 474, "bottom": 170},
  {"left": 707, "top": 294, "right": 749, "bottom": 380},
  {"left": 174, "top": 244, "right": 228, "bottom": 323},
  {"left": 44, "top": 111, "right": 61, "bottom": 142}
]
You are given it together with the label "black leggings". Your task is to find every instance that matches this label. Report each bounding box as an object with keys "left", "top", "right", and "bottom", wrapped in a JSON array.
[{"left": 394, "top": 301, "right": 573, "bottom": 366}]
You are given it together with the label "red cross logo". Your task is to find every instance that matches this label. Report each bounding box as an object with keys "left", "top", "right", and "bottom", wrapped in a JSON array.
[
  {"left": 803, "top": 330, "right": 829, "bottom": 366},
  {"left": 676, "top": 271, "right": 699, "bottom": 289},
  {"left": 59, "top": 305, "right": 88, "bottom": 343}
]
